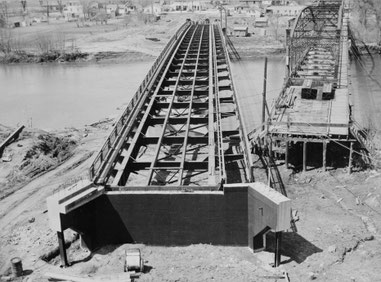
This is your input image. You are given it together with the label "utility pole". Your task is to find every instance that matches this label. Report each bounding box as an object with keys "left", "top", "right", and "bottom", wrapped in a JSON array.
[
  {"left": 262, "top": 57, "right": 268, "bottom": 131},
  {"left": 47, "top": 0, "right": 49, "bottom": 23},
  {"left": 20, "top": 0, "right": 27, "bottom": 21}
]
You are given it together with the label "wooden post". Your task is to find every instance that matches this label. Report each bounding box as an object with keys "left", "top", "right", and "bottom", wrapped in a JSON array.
[
  {"left": 322, "top": 141, "right": 327, "bottom": 171},
  {"left": 285, "top": 141, "right": 289, "bottom": 169},
  {"left": 269, "top": 140, "right": 273, "bottom": 158},
  {"left": 274, "top": 232, "right": 282, "bottom": 267},
  {"left": 57, "top": 231, "right": 69, "bottom": 267},
  {"left": 303, "top": 142, "right": 307, "bottom": 172},
  {"left": 262, "top": 57, "right": 268, "bottom": 131},
  {"left": 348, "top": 142, "right": 353, "bottom": 174}
]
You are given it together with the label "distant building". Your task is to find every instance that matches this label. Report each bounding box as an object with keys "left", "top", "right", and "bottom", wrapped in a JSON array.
[
  {"left": 254, "top": 16, "right": 268, "bottom": 27},
  {"left": 63, "top": 1, "right": 83, "bottom": 21},
  {"left": 169, "top": 1, "right": 207, "bottom": 12},
  {"left": 239, "top": 0, "right": 263, "bottom": 6},
  {"left": 272, "top": 0, "right": 291, "bottom": 5},
  {"left": 143, "top": 3, "right": 162, "bottom": 15},
  {"left": 106, "top": 4, "right": 118, "bottom": 16},
  {"left": 240, "top": 0, "right": 291, "bottom": 5},
  {"left": 248, "top": 8, "right": 262, "bottom": 17},
  {"left": 233, "top": 26, "right": 249, "bottom": 37},
  {"left": 266, "top": 5, "right": 305, "bottom": 16}
]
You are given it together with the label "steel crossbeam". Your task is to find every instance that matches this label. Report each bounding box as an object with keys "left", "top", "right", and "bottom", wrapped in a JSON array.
[
  {"left": 90, "top": 22, "right": 251, "bottom": 189},
  {"left": 146, "top": 26, "right": 201, "bottom": 186}
]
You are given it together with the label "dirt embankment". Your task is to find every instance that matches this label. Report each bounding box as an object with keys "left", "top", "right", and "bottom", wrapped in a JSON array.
[
  {"left": 0, "top": 120, "right": 113, "bottom": 276},
  {"left": 0, "top": 126, "right": 80, "bottom": 200}
]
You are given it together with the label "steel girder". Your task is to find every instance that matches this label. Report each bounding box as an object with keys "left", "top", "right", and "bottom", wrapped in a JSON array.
[{"left": 97, "top": 23, "right": 250, "bottom": 188}]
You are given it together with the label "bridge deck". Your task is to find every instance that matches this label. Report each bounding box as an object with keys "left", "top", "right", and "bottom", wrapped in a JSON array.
[
  {"left": 268, "top": 1, "right": 350, "bottom": 141},
  {"left": 90, "top": 22, "right": 252, "bottom": 189}
]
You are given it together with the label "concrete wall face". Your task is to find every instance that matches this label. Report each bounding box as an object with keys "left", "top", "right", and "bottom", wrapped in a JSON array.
[
  {"left": 59, "top": 184, "right": 290, "bottom": 251},
  {"left": 92, "top": 190, "right": 249, "bottom": 247}
]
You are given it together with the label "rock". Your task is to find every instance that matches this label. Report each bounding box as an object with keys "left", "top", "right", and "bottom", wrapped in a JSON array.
[
  {"left": 1, "top": 155, "right": 12, "bottom": 162},
  {"left": 364, "top": 235, "right": 374, "bottom": 241},
  {"left": 328, "top": 245, "right": 337, "bottom": 253},
  {"left": 17, "top": 144, "right": 23, "bottom": 147},
  {"left": 320, "top": 194, "right": 326, "bottom": 199},
  {"left": 0, "top": 275, "right": 12, "bottom": 281},
  {"left": 355, "top": 197, "right": 360, "bottom": 205},
  {"left": 29, "top": 217, "right": 35, "bottom": 223},
  {"left": 308, "top": 272, "right": 317, "bottom": 280},
  {"left": 337, "top": 198, "right": 343, "bottom": 203}
]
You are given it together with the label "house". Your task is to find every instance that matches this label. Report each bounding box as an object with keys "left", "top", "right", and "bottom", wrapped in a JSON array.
[
  {"left": 254, "top": 16, "right": 268, "bottom": 27},
  {"left": 169, "top": 1, "right": 207, "bottom": 12},
  {"left": 234, "top": 4, "right": 250, "bottom": 14},
  {"left": 239, "top": 0, "right": 263, "bottom": 7},
  {"left": 266, "top": 5, "right": 305, "bottom": 16},
  {"left": 272, "top": 0, "right": 291, "bottom": 5},
  {"left": 233, "top": 26, "right": 248, "bottom": 37},
  {"left": 143, "top": 3, "right": 162, "bottom": 15},
  {"left": 248, "top": 8, "right": 262, "bottom": 17},
  {"left": 116, "top": 5, "right": 127, "bottom": 16},
  {"left": 105, "top": 4, "right": 130, "bottom": 16},
  {"left": 63, "top": 1, "right": 83, "bottom": 21}
]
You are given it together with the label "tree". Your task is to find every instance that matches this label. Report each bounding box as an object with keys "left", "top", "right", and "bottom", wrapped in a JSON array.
[
  {"left": 0, "top": 1, "right": 9, "bottom": 28},
  {"left": 79, "top": 0, "right": 91, "bottom": 20},
  {"left": 57, "top": 0, "right": 64, "bottom": 15}
]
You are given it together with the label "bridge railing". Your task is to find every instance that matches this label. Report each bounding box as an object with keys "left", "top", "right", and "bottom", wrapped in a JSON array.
[
  {"left": 89, "top": 22, "right": 191, "bottom": 181},
  {"left": 218, "top": 25, "right": 254, "bottom": 182}
]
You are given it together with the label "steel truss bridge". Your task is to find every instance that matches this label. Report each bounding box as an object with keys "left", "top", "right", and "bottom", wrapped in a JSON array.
[
  {"left": 90, "top": 21, "right": 253, "bottom": 189},
  {"left": 249, "top": 0, "right": 371, "bottom": 172}
]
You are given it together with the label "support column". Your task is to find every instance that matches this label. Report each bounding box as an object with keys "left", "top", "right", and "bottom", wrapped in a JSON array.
[
  {"left": 285, "top": 141, "right": 289, "bottom": 169},
  {"left": 274, "top": 232, "right": 282, "bottom": 267},
  {"left": 348, "top": 142, "right": 353, "bottom": 174},
  {"left": 322, "top": 141, "right": 327, "bottom": 171},
  {"left": 57, "top": 231, "right": 69, "bottom": 267},
  {"left": 303, "top": 142, "right": 307, "bottom": 172}
]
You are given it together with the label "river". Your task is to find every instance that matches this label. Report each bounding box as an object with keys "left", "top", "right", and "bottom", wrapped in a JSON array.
[
  {"left": 1, "top": 55, "right": 380, "bottom": 132},
  {"left": 350, "top": 54, "right": 381, "bottom": 131},
  {"left": 0, "top": 62, "right": 152, "bottom": 130}
]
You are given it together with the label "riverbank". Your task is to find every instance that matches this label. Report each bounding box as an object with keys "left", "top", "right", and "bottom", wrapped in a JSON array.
[
  {"left": 0, "top": 50, "right": 155, "bottom": 64},
  {"left": 0, "top": 12, "right": 286, "bottom": 64}
]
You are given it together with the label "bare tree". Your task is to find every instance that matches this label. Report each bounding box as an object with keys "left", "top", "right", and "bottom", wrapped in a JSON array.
[
  {"left": 57, "top": 0, "right": 64, "bottom": 15},
  {"left": 0, "top": 1, "right": 9, "bottom": 28},
  {"left": 79, "top": 0, "right": 91, "bottom": 20}
]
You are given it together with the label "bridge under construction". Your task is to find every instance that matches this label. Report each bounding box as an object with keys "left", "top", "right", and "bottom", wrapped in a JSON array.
[{"left": 47, "top": 0, "right": 369, "bottom": 268}]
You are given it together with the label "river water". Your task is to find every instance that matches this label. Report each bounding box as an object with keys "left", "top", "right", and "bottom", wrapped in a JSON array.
[
  {"left": 0, "top": 55, "right": 380, "bottom": 132},
  {"left": 350, "top": 55, "right": 381, "bottom": 131},
  {"left": 0, "top": 62, "right": 152, "bottom": 130}
]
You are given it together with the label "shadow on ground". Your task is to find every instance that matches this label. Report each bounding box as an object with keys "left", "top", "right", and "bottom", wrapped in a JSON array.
[{"left": 266, "top": 232, "right": 322, "bottom": 264}]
